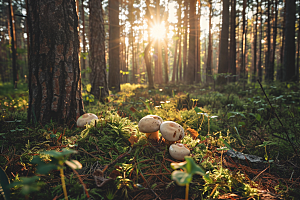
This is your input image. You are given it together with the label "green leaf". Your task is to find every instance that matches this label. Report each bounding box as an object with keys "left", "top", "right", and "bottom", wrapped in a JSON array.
[
  {"left": 219, "top": 138, "right": 233, "bottom": 151},
  {"left": 171, "top": 170, "right": 192, "bottom": 186},
  {"left": 36, "top": 164, "right": 58, "bottom": 175},
  {"left": 194, "top": 107, "right": 203, "bottom": 114}
]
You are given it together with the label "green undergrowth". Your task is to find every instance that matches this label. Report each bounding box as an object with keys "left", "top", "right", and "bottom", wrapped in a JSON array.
[{"left": 0, "top": 82, "right": 300, "bottom": 199}]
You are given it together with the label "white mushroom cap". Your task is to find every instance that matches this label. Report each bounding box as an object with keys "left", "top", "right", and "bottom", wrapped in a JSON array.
[
  {"left": 169, "top": 143, "right": 190, "bottom": 160},
  {"left": 160, "top": 121, "right": 185, "bottom": 142},
  {"left": 138, "top": 115, "right": 163, "bottom": 133},
  {"left": 77, "top": 113, "right": 98, "bottom": 128}
]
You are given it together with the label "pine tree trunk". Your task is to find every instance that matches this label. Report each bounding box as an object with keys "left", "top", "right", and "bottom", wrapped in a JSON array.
[
  {"left": 217, "top": 0, "right": 229, "bottom": 85},
  {"left": 8, "top": 0, "right": 17, "bottom": 88},
  {"left": 229, "top": 0, "right": 236, "bottom": 82},
  {"left": 206, "top": 1, "right": 213, "bottom": 83},
  {"left": 258, "top": 0, "right": 263, "bottom": 81},
  {"left": 108, "top": 0, "right": 120, "bottom": 92},
  {"left": 269, "top": 0, "right": 277, "bottom": 82},
  {"left": 252, "top": 0, "right": 258, "bottom": 83},
  {"left": 81, "top": 0, "right": 86, "bottom": 80},
  {"left": 187, "top": 0, "right": 196, "bottom": 84},
  {"left": 283, "top": 0, "right": 296, "bottom": 81},
  {"left": 277, "top": 1, "right": 285, "bottom": 82},
  {"left": 183, "top": 0, "right": 188, "bottom": 82},
  {"left": 27, "top": 0, "right": 84, "bottom": 125},
  {"left": 89, "top": 0, "right": 109, "bottom": 99}
]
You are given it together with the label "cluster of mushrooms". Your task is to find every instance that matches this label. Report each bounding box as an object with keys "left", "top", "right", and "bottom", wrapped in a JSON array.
[
  {"left": 138, "top": 115, "right": 190, "bottom": 161},
  {"left": 76, "top": 113, "right": 190, "bottom": 160}
]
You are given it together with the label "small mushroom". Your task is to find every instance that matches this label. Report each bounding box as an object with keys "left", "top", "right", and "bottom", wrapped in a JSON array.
[
  {"left": 169, "top": 143, "right": 190, "bottom": 160},
  {"left": 138, "top": 115, "right": 163, "bottom": 141},
  {"left": 77, "top": 113, "right": 98, "bottom": 128},
  {"left": 160, "top": 121, "right": 185, "bottom": 144}
]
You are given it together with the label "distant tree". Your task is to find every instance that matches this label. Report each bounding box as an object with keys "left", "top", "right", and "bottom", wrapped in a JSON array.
[
  {"left": 89, "top": 0, "right": 109, "bottom": 99},
  {"left": 144, "top": 0, "right": 154, "bottom": 88},
  {"left": 8, "top": 0, "right": 17, "bottom": 88},
  {"left": 206, "top": 0, "right": 213, "bottom": 83},
  {"left": 81, "top": 0, "right": 87, "bottom": 80},
  {"left": 217, "top": 0, "right": 229, "bottom": 85},
  {"left": 229, "top": 0, "right": 236, "bottom": 82},
  {"left": 27, "top": 0, "right": 84, "bottom": 125},
  {"left": 183, "top": 0, "right": 188, "bottom": 82},
  {"left": 252, "top": 0, "right": 258, "bottom": 83},
  {"left": 108, "top": 0, "right": 120, "bottom": 92},
  {"left": 283, "top": 0, "right": 296, "bottom": 82},
  {"left": 268, "top": 0, "right": 278, "bottom": 82}
]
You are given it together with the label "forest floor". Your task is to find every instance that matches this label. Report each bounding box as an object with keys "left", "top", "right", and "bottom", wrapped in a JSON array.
[{"left": 0, "top": 81, "right": 299, "bottom": 200}]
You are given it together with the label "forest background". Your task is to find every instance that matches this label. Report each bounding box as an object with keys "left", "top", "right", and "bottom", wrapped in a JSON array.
[{"left": 0, "top": 0, "right": 300, "bottom": 199}]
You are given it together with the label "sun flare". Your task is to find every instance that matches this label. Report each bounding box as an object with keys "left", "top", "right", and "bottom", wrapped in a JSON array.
[{"left": 150, "top": 23, "right": 166, "bottom": 41}]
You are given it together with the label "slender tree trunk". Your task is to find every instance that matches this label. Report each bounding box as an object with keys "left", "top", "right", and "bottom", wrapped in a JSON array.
[
  {"left": 108, "top": 0, "right": 120, "bottom": 92},
  {"left": 217, "top": 0, "right": 229, "bottom": 85},
  {"left": 144, "top": 41, "right": 154, "bottom": 89},
  {"left": 265, "top": 0, "right": 271, "bottom": 81},
  {"left": 283, "top": 0, "right": 296, "bottom": 81},
  {"left": 277, "top": 1, "right": 285, "bottom": 82},
  {"left": 206, "top": 1, "right": 213, "bottom": 83},
  {"left": 172, "top": 39, "right": 178, "bottom": 82},
  {"left": 177, "top": 1, "right": 182, "bottom": 83},
  {"left": 229, "top": 0, "right": 236, "bottom": 82},
  {"left": 258, "top": 0, "right": 263, "bottom": 81},
  {"left": 252, "top": 0, "right": 258, "bottom": 83},
  {"left": 269, "top": 0, "right": 278, "bottom": 82},
  {"left": 8, "top": 0, "right": 17, "bottom": 88},
  {"left": 89, "top": 0, "right": 109, "bottom": 99},
  {"left": 81, "top": 0, "right": 86, "bottom": 80},
  {"left": 27, "top": 0, "right": 84, "bottom": 125},
  {"left": 196, "top": 1, "right": 201, "bottom": 83},
  {"left": 240, "top": 0, "right": 247, "bottom": 82},
  {"left": 187, "top": 0, "right": 196, "bottom": 84},
  {"left": 183, "top": 0, "right": 188, "bottom": 82}
]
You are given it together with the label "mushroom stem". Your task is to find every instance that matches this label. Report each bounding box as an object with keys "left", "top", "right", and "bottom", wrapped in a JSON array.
[{"left": 145, "top": 131, "right": 159, "bottom": 141}]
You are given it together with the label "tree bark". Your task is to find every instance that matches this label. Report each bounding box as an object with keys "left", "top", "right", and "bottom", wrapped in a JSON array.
[
  {"left": 252, "top": 0, "right": 258, "bottom": 83},
  {"left": 269, "top": 0, "right": 277, "bottom": 82},
  {"left": 183, "top": 0, "right": 188, "bottom": 82},
  {"left": 8, "top": 0, "right": 18, "bottom": 88},
  {"left": 283, "top": 0, "right": 296, "bottom": 81},
  {"left": 81, "top": 0, "right": 86, "bottom": 80},
  {"left": 89, "top": 0, "right": 109, "bottom": 99},
  {"left": 229, "top": 0, "right": 236, "bottom": 82},
  {"left": 108, "top": 0, "right": 120, "bottom": 92},
  {"left": 27, "top": 0, "right": 84, "bottom": 125},
  {"left": 144, "top": 41, "right": 154, "bottom": 89},
  {"left": 217, "top": 0, "right": 229, "bottom": 85},
  {"left": 206, "top": 1, "right": 213, "bottom": 83}
]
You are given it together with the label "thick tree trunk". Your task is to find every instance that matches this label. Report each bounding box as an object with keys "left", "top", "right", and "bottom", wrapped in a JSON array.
[
  {"left": 283, "top": 0, "right": 296, "bottom": 81},
  {"left": 229, "top": 0, "right": 236, "bottom": 82},
  {"left": 108, "top": 0, "right": 120, "bottom": 92},
  {"left": 258, "top": 0, "right": 263, "bottom": 81},
  {"left": 217, "top": 0, "right": 229, "bottom": 85},
  {"left": 89, "top": 0, "right": 109, "bottom": 99},
  {"left": 196, "top": 1, "right": 201, "bottom": 83},
  {"left": 27, "top": 0, "right": 84, "bottom": 125}
]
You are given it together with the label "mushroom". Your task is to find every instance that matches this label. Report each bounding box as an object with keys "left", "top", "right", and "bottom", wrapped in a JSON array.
[
  {"left": 160, "top": 121, "right": 185, "bottom": 144},
  {"left": 169, "top": 143, "right": 190, "bottom": 160},
  {"left": 138, "top": 115, "right": 163, "bottom": 141},
  {"left": 77, "top": 113, "right": 98, "bottom": 128}
]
